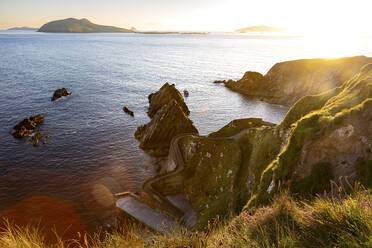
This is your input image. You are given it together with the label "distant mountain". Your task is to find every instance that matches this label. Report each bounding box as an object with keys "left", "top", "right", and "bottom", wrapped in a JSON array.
[
  {"left": 38, "top": 18, "right": 134, "bottom": 33},
  {"left": 236, "top": 25, "right": 286, "bottom": 33},
  {"left": 7, "top": 27, "right": 38, "bottom": 31}
]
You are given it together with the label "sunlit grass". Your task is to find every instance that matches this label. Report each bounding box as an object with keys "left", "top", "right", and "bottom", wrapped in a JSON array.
[{"left": 1, "top": 186, "right": 371, "bottom": 248}]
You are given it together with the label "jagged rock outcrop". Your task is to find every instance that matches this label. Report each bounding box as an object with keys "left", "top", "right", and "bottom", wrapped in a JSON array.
[
  {"left": 123, "top": 106, "right": 134, "bottom": 117},
  {"left": 147, "top": 83, "right": 190, "bottom": 118},
  {"left": 12, "top": 115, "right": 45, "bottom": 138},
  {"left": 135, "top": 83, "right": 198, "bottom": 156},
  {"left": 51, "top": 88, "right": 71, "bottom": 101},
  {"left": 223, "top": 56, "right": 372, "bottom": 105}
]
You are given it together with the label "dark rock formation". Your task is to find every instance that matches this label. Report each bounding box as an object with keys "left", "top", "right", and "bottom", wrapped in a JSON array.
[
  {"left": 123, "top": 106, "right": 134, "bottom": 117},
  {"left": 12, "top": 115, "right": 44, "bottom": 138},
  {"left": 42, "top": 134, "right": 51, "bottom": 144},
  {"left": 183, "top": 90, "right": 189, "bottom": 97},
  {"left": 39, "top": 18, "right": 134, "bottom": 33},
  {"left": 135, "top": 83, "right": 198, "bottom": 156},
  {"left": 135, "top": 99, "right": 198, "bottom": 156},
  {"left": 29, "top": 131, "right": 43, "bottom": 147},
  {"left": 51, "top": 88, "right": 71, "bottom": 101},
  {"left": 222, "top": 56, "right": 372, "bottom": 105},
  {"left": 147, "top": 83, "right": 190, "bottom": 118}
]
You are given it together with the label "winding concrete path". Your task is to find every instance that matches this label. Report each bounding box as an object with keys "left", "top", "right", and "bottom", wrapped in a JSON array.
[{"left": 115, "top": 134, "right": 197, "bottom": 232}]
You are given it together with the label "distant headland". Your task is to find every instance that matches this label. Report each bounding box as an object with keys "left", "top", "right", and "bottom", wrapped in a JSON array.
[
  {"left": 236, "top": 25, "right": 286, "bottom": 33},
  {"left": 37, "top": 18, "right": 208, "bottom": 35},
  {"left": 38, "top": 18, "right": 134, "bottom": 33},
  {"left": 7, "top": 27, "right": 38, "bottom": 31}
]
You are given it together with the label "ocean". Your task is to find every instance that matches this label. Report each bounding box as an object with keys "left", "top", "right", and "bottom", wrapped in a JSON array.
[{"left": 0, "top": 31, "right": 371, "bottom": 232}]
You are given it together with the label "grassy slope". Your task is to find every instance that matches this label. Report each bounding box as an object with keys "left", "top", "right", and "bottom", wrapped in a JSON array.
[
  {"left": 245, "top": 64, "right": 372, "bottom": 208},
  {"left": 1, "top": 189, "right": 371, "bottom": 247}
]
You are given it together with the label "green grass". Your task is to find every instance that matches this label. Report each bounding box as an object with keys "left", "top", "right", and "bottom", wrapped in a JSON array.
[{"left": 1, "top": 188, "right": 370, "bottom": 247}]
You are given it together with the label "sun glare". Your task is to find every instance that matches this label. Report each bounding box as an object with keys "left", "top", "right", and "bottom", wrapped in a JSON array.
[{"left": 305, "top": 34, "right": 361, "bottom": 59}]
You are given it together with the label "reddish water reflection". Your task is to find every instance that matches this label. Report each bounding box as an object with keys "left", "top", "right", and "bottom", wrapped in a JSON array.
[
  {"left": 0, "top": 160, "right": 149, "bottom": 244},
  {"left": 0, "top": 196, "right": 86, "bottom": 243}
]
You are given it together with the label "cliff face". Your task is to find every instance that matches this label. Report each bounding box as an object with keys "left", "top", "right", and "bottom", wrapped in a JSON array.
[
  {"left": 176, "top": 64, "right": 372, "bottom": 227},
  {"left": 38, "top": 18, "right": 133, "bottom": 33},
  {"left": 224, "top": 56, "right": 372, "bottom": 105}
]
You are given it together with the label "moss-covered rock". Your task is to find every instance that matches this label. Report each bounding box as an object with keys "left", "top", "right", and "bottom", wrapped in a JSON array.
[
  {"left": 208, "top": 118, "right": 274, "bottom": 138},
  {"left": 178, "top": 136, "right": 242, "bottom": 229},
  {"left": 223, "top": 56, "right": 372, "bottom": 105}
]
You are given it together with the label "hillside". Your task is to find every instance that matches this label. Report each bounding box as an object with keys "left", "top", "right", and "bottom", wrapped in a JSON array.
[
  {"left": 38, "top": 18, "right": 134, "bottom": 33},
  {"left": 221, "top": 56, "right": 372, "bottom": 105},
  {"left": 236, "top": 25, "right": 286, "bottom": 33}
]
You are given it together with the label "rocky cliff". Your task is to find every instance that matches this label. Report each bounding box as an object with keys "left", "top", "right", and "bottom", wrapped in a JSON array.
[
  {"left": 223, "top": 56, "right": 372, "bottom": 105},
  {"left": 135, "top": 83, "right": 198, "bottom": 156},
  {"left": 176, "top": 64, "right": 372, "bottom": 228}
]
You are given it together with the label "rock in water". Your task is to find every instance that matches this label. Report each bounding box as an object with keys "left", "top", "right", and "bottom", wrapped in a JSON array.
[
  {"left": 51, "top": 88, "right": 71, "bottom": 101},
  {"left": 29, "top": 131, "right": 43, "bottom": 147},
  {"left": 123, "top": 106, "right": 134, "bottom": 117},
  {"left": 135, "top": 83, "right": 198, "bottom": 156},
  {"left": 183, "top": 90, "right": 189, "bottom": 97},
  {"left": 12, "top": 115, "right": 45, "bottom": 138},
  {"left": 147, "top": 83, "right": 190, "bottom": 118},
  {"left": 135, "top": 99, "right": 198, "bottom": 156}
]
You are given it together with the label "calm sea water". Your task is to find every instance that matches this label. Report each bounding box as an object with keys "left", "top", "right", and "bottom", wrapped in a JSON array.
[{"left": 0, "top": 31, "right": 371, "bottom": 233}]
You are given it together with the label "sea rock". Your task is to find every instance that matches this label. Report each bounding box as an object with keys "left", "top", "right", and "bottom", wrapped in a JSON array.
[
  {"left": 223, "top": 56, "right": 372, "bottom": 105},
  {"left": 183, "top": 90, "right": 189, "bottom": 97},
  {"left": 147, "top": 83, "right": 190, "bottom": 118},
  {"left": 29, "top": 131, "right": 44, "bottom": 147},
  {"left": 135, "top": 99, "right": 198, "bottom": 156},
  {"left": 51, "top": 88, "right": 71, "bottom": 101},
  {"left": 12, "top": 115, "right": 45, "bottom": 138},
  {"left": 123, "top": 106, "right": 134, "bottom": 117}
]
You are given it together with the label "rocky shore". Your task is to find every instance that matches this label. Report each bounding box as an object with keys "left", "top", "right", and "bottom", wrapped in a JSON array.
[{"left": 135, "top": 62, "right": 372, "bottom": 229}]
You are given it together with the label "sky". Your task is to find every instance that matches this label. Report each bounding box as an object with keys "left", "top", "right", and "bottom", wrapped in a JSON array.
[{"left": 1, "top": 0, "right": 372, "bottom": 35}]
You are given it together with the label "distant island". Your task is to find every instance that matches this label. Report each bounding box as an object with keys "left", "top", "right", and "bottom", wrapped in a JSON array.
[
  {"left": 7, "top": 27, "right": 38, "bottom": 31},
  {"left": 236, "top": 25, "right": 286, "bottom": 33},
  {"left": 38, "top": 18, "right": 134, "bottom": 33},
  {"left": 137, "top": 31, "right": 209, "bottom": 35}
]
